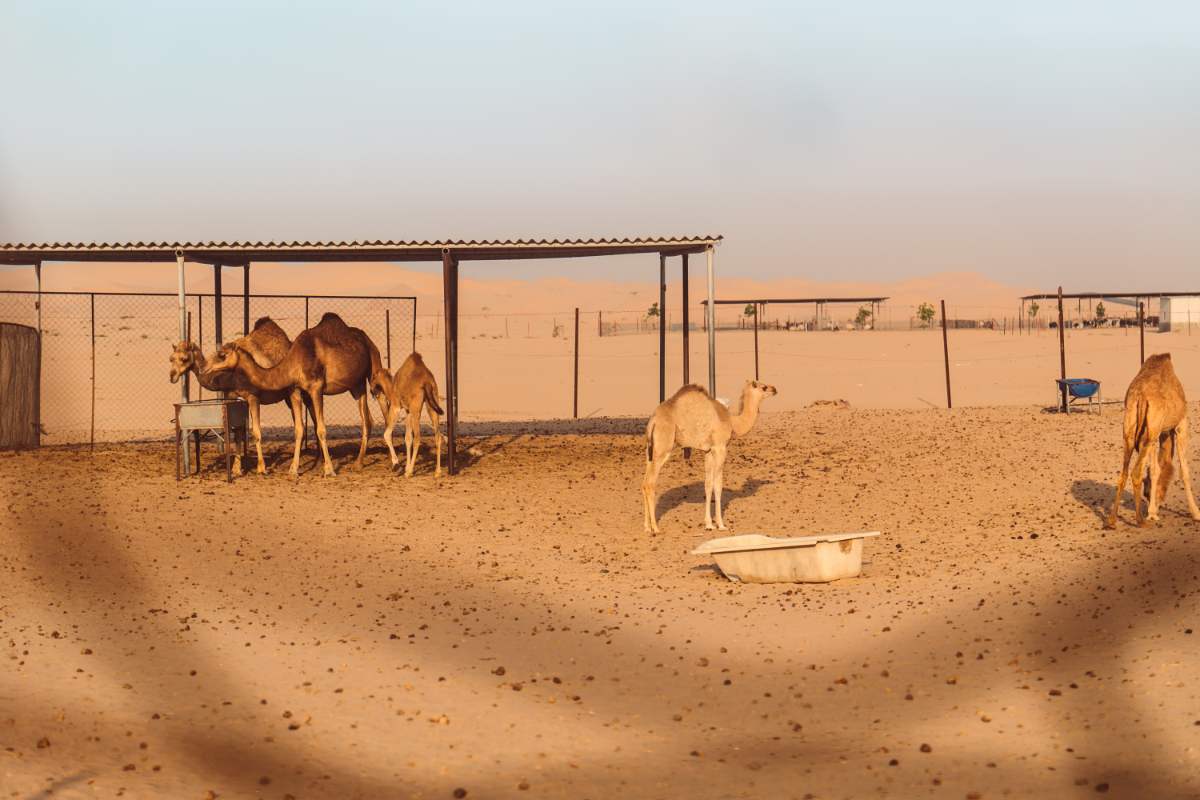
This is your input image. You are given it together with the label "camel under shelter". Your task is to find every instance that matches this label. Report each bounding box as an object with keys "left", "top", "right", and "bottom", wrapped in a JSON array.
[
  {"left": 0, "top": 236, "right": 723, "bottom": 474},
  {"left": 701, "top": 296, "right": 889, "bottom": 380}
]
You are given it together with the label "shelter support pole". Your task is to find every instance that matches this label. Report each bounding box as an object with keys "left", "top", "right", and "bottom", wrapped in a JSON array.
[
  {"left": 442, "top": 250, "right": 459, "bottom": 475},
  {"left": 213, "top": 264, "right": 223, "bottom": 346},
  {"left": 659, "top": 254, "right": 666, "bottom": 402},
  {"left": 573, "top": 307, "right": 580, "bottom": 419},
  {"left": 1058, "top": 287, "right": 1067, "bottom": 412},
  {"left": 243, "top": 263, "right": 251, "bottom": 336},
  {"left": 90, "top": 293, "right": 95, "bottom": 451},
  {"left": 706, "top": 246, "right": 716, "bottom": 395},
  {"left": 681, "top": 254, "right": 690, "bottom": 385},
  {"left": 385, "top": 309, "right": 391, "bottom": 370},
  {"left": 33, "top": 261, "right": 42, "bottom": 336},
  {"left": 177, "top": 251, "right": 190, "bottom": 473},
  {"left": 1139, "top": 301, "right": 1145, "bottom": 365},
  {"left": 941, "top": 299, "right": 951, "bottom": 409},
  {"left": 34, "top": 261, "right": 42, "bottom": 448},
  {"left": 753, "top": 301, "right": 760, "bottom": 380}
]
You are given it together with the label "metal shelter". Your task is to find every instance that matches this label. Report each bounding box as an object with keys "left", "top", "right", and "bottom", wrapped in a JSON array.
[
  {"left": 702, "top": 296, "right": 889, "bottom": 379},
  {"left": 0, "top": 236, "right": 723, "bottom": 474}
]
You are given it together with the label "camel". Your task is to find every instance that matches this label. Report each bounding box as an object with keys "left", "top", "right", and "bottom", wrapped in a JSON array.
[
  {"left": 1105, "top": 353, "right": 1200, "bottom": 528},
  {"left": 169, "top": 317, "right": 312, "bottom": 476},
  {"left": 203, "top": 312, "right": 390, "bottom": 477},
  {"left": 642, "top": 380, "right": 777, "bottom": 533},
  {"left": 379, "top": 352, "right": 445, "bottom": 477}
]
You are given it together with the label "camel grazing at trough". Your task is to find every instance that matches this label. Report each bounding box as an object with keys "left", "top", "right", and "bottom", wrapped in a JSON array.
[
  {"left": 1106, "top": 353, "right": 1200, "bottom": 528},
  {"left": 169, "top": 317, "right": 312, "bottom": 476},
  {"left": 642, "top": 380, "right": 777, "bottom": 533},
  {"left": 379, "top": 352, "right": 444, "bottom": 477},
  {"left": 204, "top": 312, "right": 390, "bottom": 477}
]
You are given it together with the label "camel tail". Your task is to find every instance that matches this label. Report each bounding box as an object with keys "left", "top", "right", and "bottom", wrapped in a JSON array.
[
  {"left": 423, "top": 382, "right": 444, "bottom": 415},
  {"left": 1131, "top": 398, "right": 1151, "bottom": 453},
  {"left": 646, "top": 422, "right": 655, "bottom": 462}
]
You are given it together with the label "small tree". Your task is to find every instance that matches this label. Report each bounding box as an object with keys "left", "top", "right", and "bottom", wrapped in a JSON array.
[
  {"left": 917, "top": 302, "right": 935, "bottom": 327},
  {"left": 1095, "top": 301, "right": 1106, "bottom": 322},
  {"left": 1028, "top": 301, "right": 1040, "bottom": 320},
  {"left": 855, "top": 306, "right": 873, "bottom": 328},
  {"left": 646, "top": 302, "right": 660, "bottom": 318},
  {"left": 744, "top": 303, "right": 756, "bottom": 318}
]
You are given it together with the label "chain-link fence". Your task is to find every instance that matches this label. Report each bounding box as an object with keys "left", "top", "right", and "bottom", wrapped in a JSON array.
[{"left": 0, "top": 291, "right": 416, "bottom": 445}]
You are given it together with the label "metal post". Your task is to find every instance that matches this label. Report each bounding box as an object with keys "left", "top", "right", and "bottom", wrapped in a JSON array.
[
  {"left": 1139, "top": 301, "right": 1145, "bottom": 365},
  {"left": 659, "top": 254, "right": 666, "bottom": 402},
  {"left": 706, "top": 246, "right": 716, "bottom": 395},
  {"left": 753, "top": 301, "right": 760, "bottom": 380},
  {"left": 412, "top": 297, "right": 417, "bottom": 355},
  {"left": 386, "top": 308, "right": 392, "bottom": 370},
  {"left": 1058, "top": 287, "right": 1067, "bottom": 412},
  {"left": 681, "top": 253, "right": 690, "bottom": 385},
  {"left": 941, "top": 299, "right": 951, "bottom": 409},
  {"left": 573, "top": 307, "right": 580, "bottom": 419},
  {"left": 597, "top": 310, "right": 602, "bottom": 338},
  {"left": 303, "top": 296, "right": 310, "bottom": 452},
  {"left": 176, "top": 251, "right": 189, "bottom": 473},
  {"left": 197, "top": 295, "right": 203, "bottom": 401},
  {"left": 33, "top": 262, "right": 42, "bottom": 336},
  {"left": 213, "top": 263, "right": 223, "bottom": 346},
  {"left": 442, "top": 250, "right": 459, "bottom": 475},
  {"left": 243, "top": 263, "right": 251, "bottom": 336},
  {"left": 90, "top": 293, "right": 95, "bottom": 451}
]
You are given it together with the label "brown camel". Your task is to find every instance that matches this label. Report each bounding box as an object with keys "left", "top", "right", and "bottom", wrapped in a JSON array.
[
  {"left": 379, "top": 352, "right": 444, "bottom": 477},
  {"left": 169, "top": 317, "right": 311, "bottom": 475},
  {"left": 642, "top": 380, "right": 777, "bottom": 533},
  {"left": 204, "top": 312, "right": 389, "bottom": 477},
  {"left": 1106, "top": 353, "right": 1200, "bottom": 528}
]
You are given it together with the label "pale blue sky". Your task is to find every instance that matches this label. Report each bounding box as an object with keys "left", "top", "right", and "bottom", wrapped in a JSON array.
[{"left": 2, "top": 1, "right": 1198, "bottom": 285}]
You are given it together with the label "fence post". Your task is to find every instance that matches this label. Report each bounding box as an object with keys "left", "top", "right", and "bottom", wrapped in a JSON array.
[
  {"left": 753, "top": 302, "right": 760, "bottom": 381},
  {"left": 412, "top": 297, "right": 417, "bottom": 354},
  {"left": 598, "top": 310, "right": 602, "bottom": 338},
  {"left": 197, "top": 294, "right": 203, "bottom": 400},
  {"left": 573, "top": 307, "right": 580, "bottom": 419},
  {"left": 1139, "top": 301, "right": 1145, "bottom": 365},
  {"left": 186, "top": 310, "right": 193, "bottom": 402},
  {"left": 385, "top": 308, "right": 392, "bottom": 370},
  {"left": 90, "top": 293, "right": 95, "bottom": 451},
  {"left": 1057, "top": 287, "right": 1067, "bottom": 413},
  {"left": 941, "top": 299, "right": 951, "bottom": 409}
]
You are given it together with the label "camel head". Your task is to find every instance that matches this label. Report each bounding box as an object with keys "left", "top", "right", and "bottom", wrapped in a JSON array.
[
  {"left": 744, "top": 379, "right": 778, "bottom": 402},
  {"left": 169, "top": 340, "right": 200, "bottom": 384},
  {"left": 203, "top": 343, "right": 243, "bottom": 376}
]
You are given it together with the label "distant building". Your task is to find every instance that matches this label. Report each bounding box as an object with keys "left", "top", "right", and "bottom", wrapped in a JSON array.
[{"left": 1159, "top": 296, "right": 1200, "bottom": 331}]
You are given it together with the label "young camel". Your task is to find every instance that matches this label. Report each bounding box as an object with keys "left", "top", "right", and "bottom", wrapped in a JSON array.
[
  {"left": 169, "top": 317, "right": 311, "bottom": 475},
  {"left": 642, "top": 380, "right": 777, "bottom": 533},
  {"left": 1105, "top": 353, "right": 1200, "bottom": 528},
  {"left": 379, "top": 352, "right": 445, "bottom": 477},
  {"left": 204, "top": 313, "right": 390, "bottom": 477}
]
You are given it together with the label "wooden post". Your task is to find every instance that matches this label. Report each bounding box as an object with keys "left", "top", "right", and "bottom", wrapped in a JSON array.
[
  {"left": 573, "top": 307, "right": 580, "bottom": 419},
  {"left": 681, "top": 253, "right": 690, "bottom": 385},
  {"left": 753, "top": 301, "right": 760, "bottom": 380},
  {"left": 941, "top": 299, "right": 951, "bottom": 409},
  {"left": 1139, "top": 301, "right": 1145, "bottom": 364},
  {"left": 659, "top": 254, "right": 666, "bottom": 402},
  {"left": 90, "top": 293, "right": 95, "bottom": 451},
  {"left": 385, "top": 308, "right": 392, "bottom": 370},
  {"left": 243, "top": 263, "right": 251, "bottom": 336},
  {"left": 442, "top": 250, "right": 459, "bottom": 475},
  {"left": 1057, "top": 287, "right": 1067, "bottom": 412}
]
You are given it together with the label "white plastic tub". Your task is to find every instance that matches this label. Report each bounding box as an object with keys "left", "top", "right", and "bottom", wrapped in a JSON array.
[{"left": 691, "top": 532, "right": 881, "bottom": 583}]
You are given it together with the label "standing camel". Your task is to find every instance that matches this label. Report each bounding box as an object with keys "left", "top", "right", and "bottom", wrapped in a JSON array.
[
  {"left": 204, "top": 312, "right": 390, "bottom": 477},
  {"left": 642, "top": 380, "right": 777, "bottom": 533},
  {"left": 1106, "top": 353, "right": 1200, "bottom": 528},
  {"left": 380, "top": 352, "right": 444, "bottom": 477},
  {"left": 169, "top": 317, "right": 311, "bottom": 475}
]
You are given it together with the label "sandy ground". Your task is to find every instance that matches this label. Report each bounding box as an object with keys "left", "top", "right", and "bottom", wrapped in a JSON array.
[{"left": 3, "top": 404, "right": 1199, "bottom": 799}]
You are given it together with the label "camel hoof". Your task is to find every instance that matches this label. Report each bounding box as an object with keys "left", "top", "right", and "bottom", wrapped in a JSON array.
[
  {"left": 705, "top": 523, "right": 715, "bottom": 531},
  {"left": 717, "top": 524, "right": 728, "bottom": 531}
]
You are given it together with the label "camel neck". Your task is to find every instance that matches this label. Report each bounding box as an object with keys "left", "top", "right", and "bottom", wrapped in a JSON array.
[
  {"left": 235, "top": 351, "right": 292, "bottom": 391},
  {"left": 730, "top": 390, "right": 761, "bottom": 437}
]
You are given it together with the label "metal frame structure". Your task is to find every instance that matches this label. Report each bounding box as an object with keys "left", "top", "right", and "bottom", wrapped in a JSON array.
[
  {"left": 701, "top": 296, "right": 889, "bottom": 380},
  {"left": 1, "top": 236, "right": 722, "bottom": 474}
]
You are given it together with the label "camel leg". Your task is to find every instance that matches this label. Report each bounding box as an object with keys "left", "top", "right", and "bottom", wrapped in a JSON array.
[
  {"left": 428, "top": 405, "right": 442, "bottom": 477},
  {"left": 1105, "top": 442, "right": 1134, "bottom": 529},
  {"left": 712, "top": 444, "right": 728, "bottom": 531},
  {"left": 243, "top": 395, "right": 262, "bottom": 475},
  {"left": 354, "top": 390, "right": 369, "bottom": 470},
  {"left": 1130, "top": 444, "right": 1152, "bottom": 527},
  {"left": 641, "top": 446, "right": 671, "bottom": 534},
  {"left": 405, "top": 406, "right": 421, "bottom": 477},
  {"left": 702, "top": 450, "right": 716, "bottom": 530},
  {"left": 1175, "top": 417, "right": 1200, "bottom": 521},
  {"left": 288, "top": 389, "right": 305, "bottom": 478},
  {"left": 311, "top": 390, "right": 336, "bottom": 477},
  {"left": 1155, "top": 431, "right": 1176, "bottom": 507},
  {"left": 1146, "top": 436, "right": 1163, "bottom": 522},
  {"left": 382, "top": 399, "right": 401, "bottom": 469}
]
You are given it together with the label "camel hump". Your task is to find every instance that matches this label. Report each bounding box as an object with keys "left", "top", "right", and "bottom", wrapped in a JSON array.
[
  {"left": 252, "top": 316, "right": 281, "bottom": 333},
  {"left": 670, "top": 384, "right": 710, "bottom": 402},
  {"left": 317, "top": 312, "right": 348, "bottom": 328}
]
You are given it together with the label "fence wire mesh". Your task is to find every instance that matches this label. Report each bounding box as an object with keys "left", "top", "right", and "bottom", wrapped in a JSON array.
[{"left": 0, "top": 291, "right": 415, "bottom": 445}]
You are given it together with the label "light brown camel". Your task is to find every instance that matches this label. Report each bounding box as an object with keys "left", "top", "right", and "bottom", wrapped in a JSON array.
[
  {"left": 169, "top": 317, "right": 312, "bottom": 475},
  {"left": 379, "top": 352, "right": 445, "bottom": 477},
  {"left": 1106, "top": 353, "right": 1200, "bottom": 528},
  {"left": 204, "top": 312, "right": 390, "bottom": 477},
  {"left": 642, "top": 380, "right": 777, "bottom": 533}
]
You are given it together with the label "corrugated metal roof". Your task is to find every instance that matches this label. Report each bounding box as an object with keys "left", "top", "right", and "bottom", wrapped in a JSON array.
[{"left": 0, "top": 235, "right": 721, "bottom": 263}]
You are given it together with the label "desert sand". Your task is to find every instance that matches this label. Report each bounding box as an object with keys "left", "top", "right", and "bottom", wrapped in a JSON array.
[{"left": 3, "top": 403, "right": 1199, "bottom": 799}]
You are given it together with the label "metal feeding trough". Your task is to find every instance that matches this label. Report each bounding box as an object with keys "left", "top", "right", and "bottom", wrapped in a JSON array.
[
  {"left": 174, "top": 398, "right": 249, "bottom": 482},
  {"left": 691, "top": 532, "right": 881, "bottom": 583}
]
